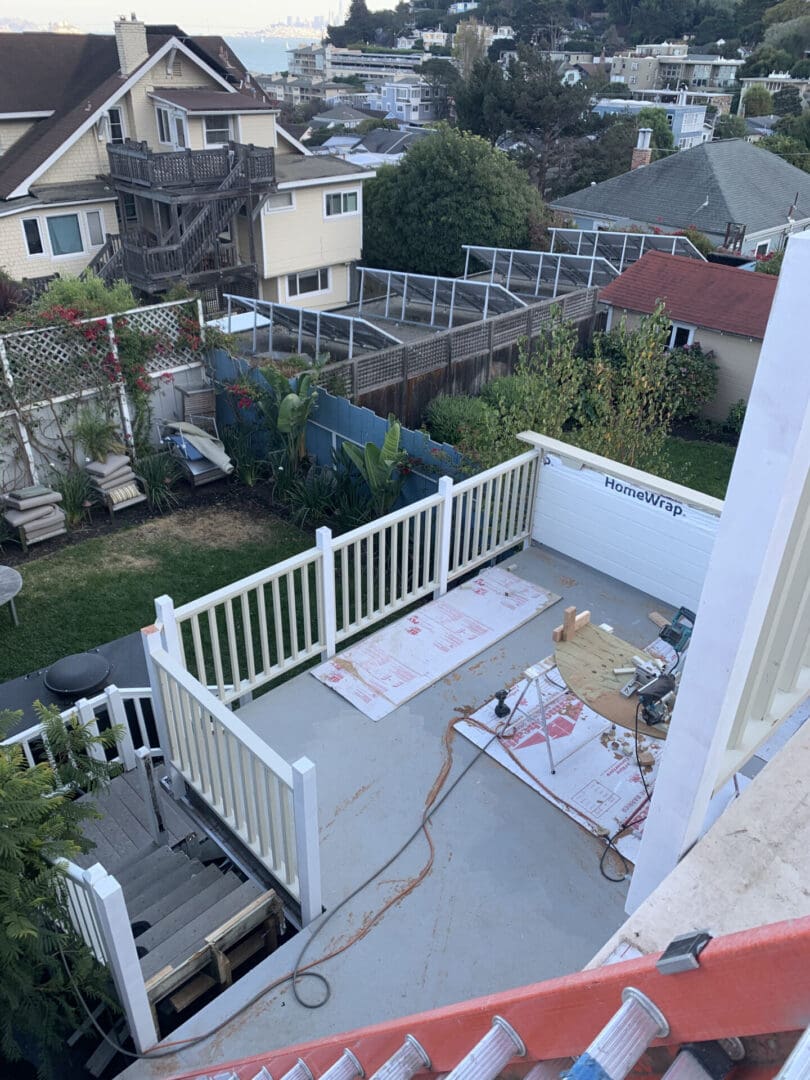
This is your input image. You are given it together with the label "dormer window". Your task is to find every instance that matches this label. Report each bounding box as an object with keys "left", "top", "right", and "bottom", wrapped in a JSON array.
[
  {"left": 107, "top": 107, "right": 125, "bottom": 144},
  {"left": 204, "top": 115, "right": 232, "bottom": 147}
]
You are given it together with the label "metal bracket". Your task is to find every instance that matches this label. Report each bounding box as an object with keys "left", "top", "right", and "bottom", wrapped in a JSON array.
[{"left": 656, "top": 930, "right": 713, "bottom": 974}]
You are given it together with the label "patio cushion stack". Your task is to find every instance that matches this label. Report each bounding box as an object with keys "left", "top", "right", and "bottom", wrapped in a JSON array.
[
  {"left": 86, "top": 454, "right": 145, "bottom": 510},
  {"left": 2, "top": 484, "right": 67, "bottom": 547}
]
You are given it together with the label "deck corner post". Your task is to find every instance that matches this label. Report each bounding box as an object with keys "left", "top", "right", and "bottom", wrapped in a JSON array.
[
  {"left": 84, "top": 865, "right": 158, "bottom": 1053},
  {"left": 154, "top": 594, "right": 182, "bottom": 664},
  {"left": 292, "top": 756, "right": 322, "bottom": 927},
  {"left": 140, "top": 626, "right": 186, "bottom": 799}
]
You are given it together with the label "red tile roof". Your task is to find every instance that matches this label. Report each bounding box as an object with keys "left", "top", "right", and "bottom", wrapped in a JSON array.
[{"left": 599, "top": 251, "right": 778, "bottom": 339}]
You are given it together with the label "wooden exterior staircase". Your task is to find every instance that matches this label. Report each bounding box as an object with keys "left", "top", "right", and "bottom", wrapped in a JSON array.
[{"left": 165, "top": 915, "right": 810, "bottom": 1080}]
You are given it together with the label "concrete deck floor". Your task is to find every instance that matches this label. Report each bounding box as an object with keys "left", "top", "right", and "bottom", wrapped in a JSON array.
[{"left": 120, "top": 545, "right": 674, "bottom": 1080}]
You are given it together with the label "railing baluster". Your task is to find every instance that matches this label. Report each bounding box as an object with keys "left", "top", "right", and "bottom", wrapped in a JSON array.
[
  {"left": 207, "top": 607, "right": 226, "bottom": 700},
  {"left": 286, "top": 569, "right": 300, "bottom": 662},
  {"left": 224, "top": 597, "right": 242, "bottom": 694},
  {"left": 271, "top": 576, "right": 284, "bottom": 670},
  {"left": 257, "top": 582, "right": 272, "bottom": 676},
  {"left": 413, "top": 511, "right": 423, "bottom": 593},
  {"left": 241, "top": 590, "right": 256, "bottom": 688}
]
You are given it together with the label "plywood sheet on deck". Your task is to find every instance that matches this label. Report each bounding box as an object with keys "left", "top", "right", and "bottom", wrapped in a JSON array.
[{"left": 312, "top": 567, "right": 560, "bottom": 721}]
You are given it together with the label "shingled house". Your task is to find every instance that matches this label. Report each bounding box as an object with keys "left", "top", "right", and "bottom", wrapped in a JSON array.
[
  {"left": 599, "top": 250, "right": 778, "bottom": 417},
  {"left": 551, "top": 140, "right": 810, "bottom": 258},
  {"left": 0, "top": 17, "right": 374, "bottom": 310}
]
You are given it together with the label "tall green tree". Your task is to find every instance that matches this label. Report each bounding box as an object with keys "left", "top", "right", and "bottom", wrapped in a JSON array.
[
  {"left": 327, "top": 0, "right": 378, "bottom": 46},
  {"left": 714, "top": 114, "right": 749, "bottom": 139},
  {"left": 1, "top": 703, "right": 121, "bottom": 1073},
  {"left": 743, "top": 85, "right": 775, "bottom": 116},
  {"left": 362, "top": 125, "right": 546, "bottom": 276}
]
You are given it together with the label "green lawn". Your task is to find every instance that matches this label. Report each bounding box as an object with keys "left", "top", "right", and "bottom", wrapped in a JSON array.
[
  {"left": 661, "top": 436, "right": 736, "bottom": 500},
  {"left": 0, "top": 506, "right": 311, "bottom": 684}
]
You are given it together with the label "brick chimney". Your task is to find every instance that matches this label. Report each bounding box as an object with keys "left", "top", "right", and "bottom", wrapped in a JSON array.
[
  {"left": 115, "top": 14, "right": 148, "bottom": 76},
  {"left": 631, "top": 126, "right": 653, "bottom": 170}
]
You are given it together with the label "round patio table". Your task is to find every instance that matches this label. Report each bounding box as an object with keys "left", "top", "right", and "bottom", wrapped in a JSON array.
[{"left": 0, "top": 565, "right": 22, "bottom": 627}]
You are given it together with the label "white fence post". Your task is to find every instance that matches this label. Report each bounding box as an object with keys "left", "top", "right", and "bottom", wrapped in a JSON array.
[
  {"left": 292, "top": 757, "right": 322, "bottom": 927},
  {"left": 155, "top": 593, "right": 183, "bottom": 663},
  {"left": 104, "top": 685, "right": 136, "bottom": 771},
  {"left": 83, "top": 864, "right": 158, "bottom": 1053},
  {"left": 105, "top": 316, "right": 134, "bottom": 449},
  {"left": 435, "top": 475, "right": 454, "bottom": 598},
  {"left": 316, "top": 526, "right": 337, "bottom": 660},
  {"left": 141, "top": 626, "right": 187, "bottom": 799}
]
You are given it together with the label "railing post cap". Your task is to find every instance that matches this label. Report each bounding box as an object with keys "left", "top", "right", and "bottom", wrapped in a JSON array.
[
  {"left": 438, "top": 474, "right": 454, "bottom": 493},
  {"left": 316, "top": 525, "right": 333, "bottom": 543},
  {"left": 292, "top": 755, "right": 316, "bottom": 775}
]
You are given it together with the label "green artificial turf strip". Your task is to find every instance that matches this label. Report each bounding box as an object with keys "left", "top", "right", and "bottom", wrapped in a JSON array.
[
  {"left": 661, "top": 437, "right": 736, "bottom": 500},
  {"left": 0, "top": 510, "right": 311, "bottom": 683}
]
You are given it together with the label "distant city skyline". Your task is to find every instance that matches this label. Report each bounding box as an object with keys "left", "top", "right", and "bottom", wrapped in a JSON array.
[{"left": 0, "top": 0, "right": 392, "bottom": 34}]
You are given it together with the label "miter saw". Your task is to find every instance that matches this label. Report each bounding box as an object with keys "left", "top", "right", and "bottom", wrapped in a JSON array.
[{"left": 615, "top": 607, "right": 696, "bottom": 726}]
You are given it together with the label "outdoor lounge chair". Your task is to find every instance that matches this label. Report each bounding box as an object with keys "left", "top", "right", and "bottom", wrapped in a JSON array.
[{"left": 159, "top": 417, "right": 234, "bottom": 487}]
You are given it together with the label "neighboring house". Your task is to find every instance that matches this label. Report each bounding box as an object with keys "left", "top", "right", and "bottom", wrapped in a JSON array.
[
  {"left": 551, "top": 139, "right": 810, "bottom": 257},
  {"left": 599, "top": 250, "right": 778, "bottom": 417},
  {"left": 315, "top": 125, "right": 433, "bottom": 167},
  {"left": 611, "top": 44, "right": 742, "bottom": 91},
  {"left": 560, "top": 61, "right": 610, "bottom": 86},
  {"left": 373, "top": 76, "right": 446, "bottom": 124},
  {"left": 744, "top": 114, "right": 781, "bottom": 142},
  {"left": 737, "top": 73, "right": 810, "bottom": 115},
  {"left": 0, "top": 18, "right": 376, "bottom": 311},
  {"left": 592, "top": 97, "right": 706, "bottom": 149},
  {"left": 448, "top": 1, "right": 479, "bottom": 12},
  {"left": 310, "top": 105, "right": 376, "bottom": 130}
]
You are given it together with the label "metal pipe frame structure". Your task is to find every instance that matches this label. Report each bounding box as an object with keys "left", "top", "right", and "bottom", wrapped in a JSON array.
[
  {"left": 356, "top": 266, "right": 526, "bottom": 330},
  {"left": 547, "top": 228, "right": 706, "bottom": 272},
  {"left": 222, "top": 294, "right": 402, "bottom": 361},
  {"left": 462, "top": 245, "right": 619, "bottom": 297}
]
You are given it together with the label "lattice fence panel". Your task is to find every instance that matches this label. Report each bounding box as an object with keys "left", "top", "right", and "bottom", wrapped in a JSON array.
[
  {"left": 317, "top": 363, "right": 354, "bottom": 398},
  {"left": 3, "top": 326, "right": 98, "bottom": 402},
  {"left": 125, "top": 303, "right": 199, "bottom": 372},
  {"left": 490, "top": 310, "right": 530, "bottom": 348},
  {"left": 450, "top": 322, "right": 490, "bottom": 362},
  {"left": 560, "top": 289, "right": 597, "bottom": 321},
  {"left": 529, "top": 304, "right": 556, "bottom": 334},
  {"left": 356, "top": 346, "right": 406, "bottom": 392},
  {"left": 407, "top": 336, "right": 450, "bottom": 376}
]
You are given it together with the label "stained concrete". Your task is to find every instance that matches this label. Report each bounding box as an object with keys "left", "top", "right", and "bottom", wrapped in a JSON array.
[{"left": 119, "top": 545, "right": 673, "bottom": 1080}]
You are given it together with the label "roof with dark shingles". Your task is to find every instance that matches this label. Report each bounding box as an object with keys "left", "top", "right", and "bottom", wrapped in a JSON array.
[
  {"left": 552, "top": 140, "right": 810, "bottom": 238},
  {"left": 149, "top": 88, "right": 273, "bottom": 112},
  {"left": 0, "top": 27, "right": 266, "bottom": 200},
  {"left": 599, "top": 250, "right": 778, "bottom": 339}
]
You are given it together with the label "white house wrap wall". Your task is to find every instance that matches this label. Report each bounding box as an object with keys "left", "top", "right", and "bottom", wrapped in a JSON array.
[{"left": 519, "top": 434, "right": 723, "bottom": 611}]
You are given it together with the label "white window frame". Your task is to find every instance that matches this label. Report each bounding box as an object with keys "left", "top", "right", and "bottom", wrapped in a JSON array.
[
  {"left": 324, "top": 188, "right": 361, "bottom": 220},
  {"left": 286, "top": 266, "right": 331, "bottom": 299},
  {"left": 21, "top": 217, "right": 46, "bottom": 258},
  {"left": 755, "top": 240, "right": 770, "bottom": 257},
  {"left": 203, "top": 114, "right": 232, "bottom": 148},
  {"left": 156, "top": 106, "right": 172, "bottom": 145},
  {"left": 121, "top": 192, "right": 138, "bottom": 224},
  {"left": 107, "top": 106, "right": 126, "bottom": 144},
  {"left": 85, "top": 209, "right": 105, "bottom": 247},
  {"left": 44, "top": 211, "right": 85, "bottom": 259},
  {"left": 667, "top": 322, "right": 695, "bottom": 349},
  {"left": 262, "top": 190, "right": 296, "bottom": 214}
]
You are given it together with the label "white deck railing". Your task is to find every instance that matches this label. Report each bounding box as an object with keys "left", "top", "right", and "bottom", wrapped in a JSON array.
[
  {"left": 144, "top": 633, "right": 322, "bottom": 925},
  {"left": 2, "top": 686, "right": 157, "bottom": 772},
  {"left": 161, "top": 452, "right": 540, "bottom": 706}
]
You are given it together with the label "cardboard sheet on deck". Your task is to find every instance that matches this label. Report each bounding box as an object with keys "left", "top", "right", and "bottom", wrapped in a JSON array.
[
  {"left": 312, "top": 566, "right": 560, "bottom": 721},
  {"left": 455, "top": 638, "right": 749, "bottom": 863}
]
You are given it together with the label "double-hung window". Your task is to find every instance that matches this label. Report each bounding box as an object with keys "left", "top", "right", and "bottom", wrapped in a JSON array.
[
  {"left": 287, "top": 267, "right": 330, "bottom": 297},
  {"left": 47, "top": 214, "right": 84, "bottom": 256},
  {"left": 204, "top": 115, "right": 231, "bottom": 147},
  {"left": 86, "top": 210, "right": 105, "bottom": 247},
  {"left": 22, "top": 218, "right": 44, "bottom": 256},
  {"left": 325, "top": 190, "right": 359, "bottom": 218},
  {"left": 156, "top": 106, "right": 172, "bottom": 144},
  {"left": 263, "top": 191, "right": 295, "bottom": 213},
  {"left": 107, "top": 107, "right": 125, "bottom": 144}
]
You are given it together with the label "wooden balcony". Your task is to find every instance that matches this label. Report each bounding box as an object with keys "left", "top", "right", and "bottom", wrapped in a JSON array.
[{"left": 107, "top": 140, "right": 275, "bottom": 191}]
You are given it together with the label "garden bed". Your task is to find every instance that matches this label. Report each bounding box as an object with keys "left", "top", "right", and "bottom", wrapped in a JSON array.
[{"left": 0, "top": 482, "right": 311, "bottom": 683}]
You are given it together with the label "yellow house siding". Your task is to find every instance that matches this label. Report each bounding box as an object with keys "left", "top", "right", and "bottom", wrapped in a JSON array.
[
  {"left": 236, "top": 114, "right": 276, "bottom": 147},
  {"left": 609, "top": 306, "right": 762, "bottom": 420},
  {"left": 0, "top": 119, "right": 37, "bottom": 155},
  {"left": 37, "top": 129, "right": 109, "bottom": 186},
  {"left": 129, "top": 66, "right": 224, "bottom": 147},
  {"left": 0, "top": 199, "right": 118, "bottom": 280},
  {"left": 261, "top": 184, "right": 362, "bottom": 279}
]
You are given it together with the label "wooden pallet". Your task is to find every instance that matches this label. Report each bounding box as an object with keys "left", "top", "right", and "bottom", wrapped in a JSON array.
[{"left": 145, "top": 889, "right": 284, "bottom": 1026}]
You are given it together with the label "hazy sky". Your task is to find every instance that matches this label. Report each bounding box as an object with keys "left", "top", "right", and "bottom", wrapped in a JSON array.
[{"left": 8, "top": 0, "right": 394, "bottom": 33}]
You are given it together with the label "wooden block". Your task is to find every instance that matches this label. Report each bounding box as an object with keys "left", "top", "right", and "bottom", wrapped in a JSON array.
[
  {"left": 649, "top": 611, "right": 670, "bottom": 629},
  {"left": 225, "top": 928, "right": 267, "bottom": 973},
  {"left": 553, "top": 607, "right": 591, "bottom": 643},
  {"left": 168, "top": 973, "right": 216, "bottom": 1014}
]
